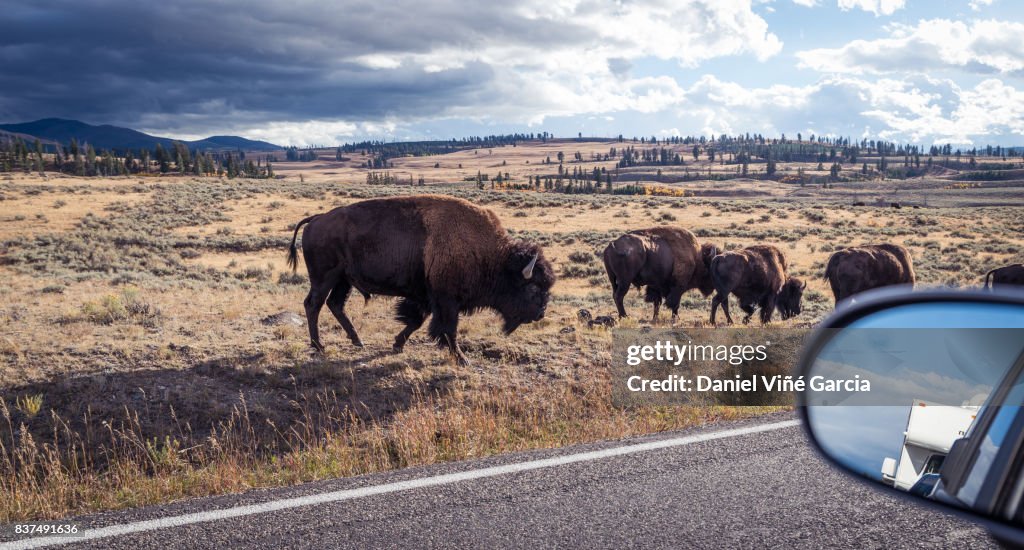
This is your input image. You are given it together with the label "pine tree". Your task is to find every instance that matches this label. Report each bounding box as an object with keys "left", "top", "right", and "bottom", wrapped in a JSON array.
[{"left": 34, "top": 139, "right": 44, "bottom": 175}]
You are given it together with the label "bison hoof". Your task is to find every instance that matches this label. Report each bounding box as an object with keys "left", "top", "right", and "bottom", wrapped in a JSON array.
[
  {"left": 352, "top": 340, "right": 364, "bottom": 348},
  {"left": 392, "top": 344, "right": 404, "bottom": 353}
]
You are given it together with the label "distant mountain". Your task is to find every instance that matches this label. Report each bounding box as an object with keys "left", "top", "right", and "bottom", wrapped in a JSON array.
[
  {"left": 0, "top": 128, "right": 60, "bottom": 147},
  {"left": 198, "top": 135, "right": 280, "bottom": 151},
  {"left": 0, "top": 118, "right": 280, "bottom": 152}
]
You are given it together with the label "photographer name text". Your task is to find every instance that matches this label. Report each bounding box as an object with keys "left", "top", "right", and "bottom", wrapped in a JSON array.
[{"left": 626, "top": 374, "right": 870, "bottom": 393}]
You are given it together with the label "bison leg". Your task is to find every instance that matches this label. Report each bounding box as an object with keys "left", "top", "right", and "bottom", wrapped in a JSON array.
[
  {"left": 710, "top": 292, "right": 733, "bottom": 325},
  {"left": 303, "top": 283, "right": 332, "bottom": 353},
  {"left": 428, "top": 298, "right": 469, "bottom": 366},
  {"left": 720, "top": 294, "right": 735, "bottom": 325},
  {"left": 740, "top": 302, "right": 756, "bottom": 325},
  {"left": 613, "top": 282, "right": 630, "bottom": 319},
  {"left": 325, "top": 281, "right": 363, "bottom": 348},
  {"left": 393, "top": 298, "right": 427, "bottom": 352},
  {"left": 645, "top": 287, "right": 664, "bottom": 323},
  {"left": 665, "top": 288, "right": 684, "bottom": 323},
  {"left": 759, "top": 295, "right": 776, "bottom": 324}
]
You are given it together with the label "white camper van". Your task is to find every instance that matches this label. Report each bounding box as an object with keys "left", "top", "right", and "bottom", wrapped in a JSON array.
[{"left": 881, "top": 400, "right": 979, "bottom": 491}]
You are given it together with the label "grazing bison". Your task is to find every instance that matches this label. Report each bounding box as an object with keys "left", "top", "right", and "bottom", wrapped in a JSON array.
[
  {"left": 823, "top": 243, "right": 915, "bottom": 304},
  {"left": 985, "top": 264, "right": 1024, "bottom": 290},
  {"left": 286, "top": 195, "right": 555, "bottom": 365},
  {"left": 602, "top": 227, "right": 719, "bottom": 321},
  {"left": 709, "top": 245, "right": 804, "bottom": 325}
]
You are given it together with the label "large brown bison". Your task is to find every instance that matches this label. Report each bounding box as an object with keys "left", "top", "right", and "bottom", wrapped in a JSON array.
[
  {"left": 286, "top": 195, "right": 555, "bottom": 365},
  {"left": 709, "top": 244, "right": 805, "bottom": 325},
  {"left": 602, "top": 227, "right": 719, "bottom": 321},
  {"left": 985, "top": 264, "right": 1024, "bottom": 290},
  {"left": 824, "top": 243, "right": 915, "bottom": 304}
]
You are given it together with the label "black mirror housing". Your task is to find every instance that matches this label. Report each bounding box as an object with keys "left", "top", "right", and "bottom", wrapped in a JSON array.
[{"left": 796, "top": 287, "right": 1024, "bottom": 543}]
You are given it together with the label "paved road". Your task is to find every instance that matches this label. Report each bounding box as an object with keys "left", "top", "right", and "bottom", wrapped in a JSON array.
[{"left": 2, "top": 413, "right": 994, "bottom": 549}]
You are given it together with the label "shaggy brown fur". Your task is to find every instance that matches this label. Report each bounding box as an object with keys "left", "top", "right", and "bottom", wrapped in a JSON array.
[
  {"left": 287, "top": 195, "right": 555, "bottom": 364},
  {"left": 709, "top": 244, "right": 804, "bottom": 325},
  {"left": 602, "top": 227, "right": 719, "bottom": 320},
  {"left": 824, "top": 243, "right": 915, "bottom": 304}
]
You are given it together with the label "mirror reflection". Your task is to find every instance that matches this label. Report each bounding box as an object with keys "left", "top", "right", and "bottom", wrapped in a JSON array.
[{"left": 804, "top": 302, "right": 1024, "bottom": 524}]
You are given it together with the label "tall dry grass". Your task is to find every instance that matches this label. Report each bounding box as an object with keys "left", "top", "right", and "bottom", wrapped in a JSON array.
[{"left": 0, "top": 377, "right": 777, "bottom": 522}]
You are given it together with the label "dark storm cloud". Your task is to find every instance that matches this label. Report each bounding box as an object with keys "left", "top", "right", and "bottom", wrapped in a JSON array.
[{"left": 0, "top": 0, "right": 591, "bottom": 130}]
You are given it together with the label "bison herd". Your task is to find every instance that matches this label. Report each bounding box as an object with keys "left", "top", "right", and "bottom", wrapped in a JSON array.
[{"left": 287, "top": 195, "right": 1024, "bottom": 363}]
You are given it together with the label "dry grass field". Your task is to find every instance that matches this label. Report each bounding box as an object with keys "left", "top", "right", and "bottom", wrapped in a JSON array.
[{"left": 1, "top": 139, "right": 1022, "bottom": 521}]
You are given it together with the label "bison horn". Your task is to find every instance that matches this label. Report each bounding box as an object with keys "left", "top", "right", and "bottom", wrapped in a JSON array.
[
  {"left": 801, "top": 280, "right": 807, "bottom": 290},
  {"left": 522, "top": 253, "right": 539, "bottom": 280}
]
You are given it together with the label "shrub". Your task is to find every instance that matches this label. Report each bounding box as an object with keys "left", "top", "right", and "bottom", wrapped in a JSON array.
[
  {"left": 800, "top": 210, "right": 826, "bottom": 223},
  {"left": 567, "top": 251, "right": 594, "bottom": 264},
  {"left": 79, "top": 289, "right": 161, "bottom": 326},
  {"left": 561, "top": 264, "right": 603, "bottom": 278},
  {"left": 278, "top": 272, "right": 306, "bottom": 285},
  {"left": 235, "top": 267, "right": 271, "bottom": 282}
]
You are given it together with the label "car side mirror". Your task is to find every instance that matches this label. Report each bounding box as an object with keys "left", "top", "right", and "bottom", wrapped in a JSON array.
[{"left": 796, "top": 288, "right": 1024, "bottom": 542}]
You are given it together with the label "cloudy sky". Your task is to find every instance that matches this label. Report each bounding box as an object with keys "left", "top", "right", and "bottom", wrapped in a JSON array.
[{"left": 2, "top": 0, "right": 1023, "bottom": 146}]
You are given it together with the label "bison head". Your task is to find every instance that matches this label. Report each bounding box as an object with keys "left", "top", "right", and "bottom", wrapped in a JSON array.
[
  {"left": 776, "top": 277, "right": 806, "bottom": 320},
  {"left": 494, "top": 242, "right": 555, "bottom": 334}
]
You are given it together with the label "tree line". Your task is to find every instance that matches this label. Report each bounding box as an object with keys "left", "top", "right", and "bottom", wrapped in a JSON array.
[{"left": 0, "top": 136, "right": 276, "bottom": 178}]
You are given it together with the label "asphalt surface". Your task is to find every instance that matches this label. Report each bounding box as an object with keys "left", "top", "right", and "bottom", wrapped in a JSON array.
[{"left": 2, "top": 412, "right": 996, "bottom": 549}]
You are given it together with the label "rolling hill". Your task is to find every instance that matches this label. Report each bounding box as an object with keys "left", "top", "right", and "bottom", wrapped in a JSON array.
[{"left": 0, "top": 118, "right": 280, "bottom": 152}]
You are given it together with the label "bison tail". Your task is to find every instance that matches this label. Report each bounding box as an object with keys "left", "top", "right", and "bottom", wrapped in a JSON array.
[
  {"left": 823, "top": 255, "right": 836, "bottom": 281},
  {"left": 984, "top": 268, "right": 996, "bottom": 290},
  {"left": 708, "top": 255, "right": 724, "bottom": 289},
  {"left": 286, "top": 215, "right": 319, "bottom": 273}
]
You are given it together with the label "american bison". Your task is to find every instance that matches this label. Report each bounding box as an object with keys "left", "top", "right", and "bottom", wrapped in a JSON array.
[
  {"left": 709, "top": 245, "right": 804, "bottom": 325},
  {"left": 602, "top": 227, "right": 719, "bottom": 321},
  {"left": 985, "top": 264, "right": 1024, "bottom": 290},
  {"left": 286, "top": 195, "right": 555, "bottom": 365},
  {"left": 823, "top": 243, "right": 915, "bottom": 304}
]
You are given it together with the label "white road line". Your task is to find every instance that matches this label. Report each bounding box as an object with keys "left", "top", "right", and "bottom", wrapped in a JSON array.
[{"left": 2, "top": 419, "right": 800, "bottom": 549}]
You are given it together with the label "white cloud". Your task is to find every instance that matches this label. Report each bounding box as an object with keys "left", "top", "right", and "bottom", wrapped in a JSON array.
[
  {"left": 233, "top": 73, "right": 1024, "bottom": 146},
  {"left": 351, "top": 54, "right": 403, "bottom": 70},
  {"left": 341, "top": 0, "right": 782, "bottom": 127},
  {"left": 837, "top": 0, "right": 906, "bottom": 16},
  {"left": 57, "top": 0, "right": 1019, "bottom": 148},
  {"left": 969, "top": 0, "right": 995, "bottom": 10},
  {"left": 237, "top": 120, "right": 360, "bottom": 147},
  {"left": 671, "top": 74, "right": 1024, "bottom": 145},
  {"left": 796, "top": 19, "right": 1024, "bottom": 75},
  {"left": 348, "top": 0, "right": 782, "bottom": 74}
]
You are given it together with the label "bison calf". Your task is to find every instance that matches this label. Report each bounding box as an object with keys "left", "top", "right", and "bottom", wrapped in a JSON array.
[
  {"left": 286, "top": 195, "right": 555, "bottom": 365},
  {"left": 709, "top": 245, "right": 804, "bottom": 325},
  {"left": 985, "top": 264, "right": 1024, "bottom": 290},
  {"left": 602, "top": 227, "right": 718, "bottom": 322},
  {"left": 824, "top": 243, "right": 914, "bottom": 304}
]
